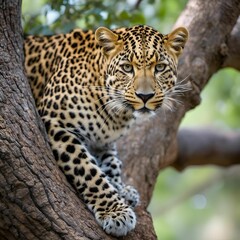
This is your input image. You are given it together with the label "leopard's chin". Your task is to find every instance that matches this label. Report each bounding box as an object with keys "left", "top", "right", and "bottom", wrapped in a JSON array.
[{"left": 133, "top": 107, "right": 156, "bottom": 120}]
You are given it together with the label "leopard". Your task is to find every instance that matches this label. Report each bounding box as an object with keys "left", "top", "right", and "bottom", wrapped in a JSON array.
[{"left": 24, "top": 25, "right": 188, "bottom": 236}]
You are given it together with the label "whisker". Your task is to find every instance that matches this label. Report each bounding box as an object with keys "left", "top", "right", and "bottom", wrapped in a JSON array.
[
  {"left": 80, "top": 85, "right": 124, "bottom": 95},
  {"left": 178, "top": 74, "right": 191, "bottom": 83},
  {"left": 173, "top": 75, "right": 191, "bottom": 91},
  {"left": 98, "top": 102, "right": 126, "bottom": 132},
  {"left": 95, "top": 96, "right": 130, "bottom": 129},
  {"left": 93, "top": 93, "right": 124, "bottom": 104},
  {"left": 96, "top": 98, "right": 119, "bottom": 116},
  {"left": 164, "top": 96, "right": 183, "bottom": 105},
  {"left": 163, "top": 74, "right": 191, "bottom": 95},
  {"left": 79, "top": 86, "right": 125, "bottom": 105},
  {"left": 162, "top": 100, "right": 175, "bottom": 112}
]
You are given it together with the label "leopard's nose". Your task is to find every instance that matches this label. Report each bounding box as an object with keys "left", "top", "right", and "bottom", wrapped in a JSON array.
[{"left": 135, "top": 93, "right": 155, "bottom": 103}]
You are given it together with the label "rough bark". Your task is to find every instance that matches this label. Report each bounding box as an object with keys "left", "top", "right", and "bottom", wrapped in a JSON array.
[
  {"left": 0, "top": 1, "right": 117, "bottom": 240},
  {"left": 0, "top": 0, "right": 240, "bottom": 240}
]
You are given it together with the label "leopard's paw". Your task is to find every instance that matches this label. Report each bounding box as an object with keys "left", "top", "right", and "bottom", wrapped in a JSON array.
[
  {"left": 95, "top": 203, "right": 136, "bottom": 237},
  {"left": 119, "top": 185, "right": 140, "bottom": 207}
]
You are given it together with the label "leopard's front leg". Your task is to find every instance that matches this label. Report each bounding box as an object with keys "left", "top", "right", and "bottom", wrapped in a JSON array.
[
  {"left": 45, "top": 121, "right": 136, "bottom": 237},
  {"left": 97, "top": 143, "right": 140, "bottom": 207}
]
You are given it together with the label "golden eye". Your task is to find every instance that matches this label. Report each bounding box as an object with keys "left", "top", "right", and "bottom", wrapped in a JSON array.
[
  {"left": 121, "top": 63, "right": 133, "bottom": 73},
  {"left": 155, "top": 64, "right": 166, "bottom": 72}
]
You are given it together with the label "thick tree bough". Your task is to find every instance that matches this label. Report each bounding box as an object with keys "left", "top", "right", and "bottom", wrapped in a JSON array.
[
  {"left": 173, "top": 128, "right": 240, "bottom": 171},
  {"left": 0, "top": 0, "right": 240, "bottom": 239}
]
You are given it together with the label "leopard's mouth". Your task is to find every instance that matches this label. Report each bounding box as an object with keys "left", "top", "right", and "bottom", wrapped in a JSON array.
[
  {"left": 124, "top": 93, "right": 163, "bottom": 113},
  {"left": 138, "top": 106, "right": 152, "bottom": 113}
]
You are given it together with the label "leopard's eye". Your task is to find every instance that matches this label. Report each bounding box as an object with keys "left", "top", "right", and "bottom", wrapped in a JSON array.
[
  {"left": 155, "top": 64, "right": 166, "bottom": 73},
  {"left": 121, "top": 63, "right": 134, "bottom": 73}
]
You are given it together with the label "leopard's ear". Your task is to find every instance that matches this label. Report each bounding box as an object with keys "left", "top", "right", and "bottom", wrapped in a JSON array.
[
  {"left": 95, "top": 27, "right": 122, "bottom": 56},
  {"left": 164, "top": 27, "right": 188, "bottom": 57}
]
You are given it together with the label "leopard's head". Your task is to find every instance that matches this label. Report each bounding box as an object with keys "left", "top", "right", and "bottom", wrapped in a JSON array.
[{"left": 96, "top": 25, "right": 188, "bottom": 117}]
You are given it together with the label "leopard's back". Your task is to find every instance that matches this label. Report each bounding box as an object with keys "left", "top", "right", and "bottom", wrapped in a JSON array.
[{"left": 24, "top": 29, "right": 101, "bottom": 106}]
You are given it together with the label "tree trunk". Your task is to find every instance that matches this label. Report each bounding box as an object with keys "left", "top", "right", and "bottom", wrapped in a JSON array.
[
  {"left": 0, "top": 1, "right": 115, "bottom": 239},
  {"left": 0, "top": 0, "right": 240, "bottom": 240}
]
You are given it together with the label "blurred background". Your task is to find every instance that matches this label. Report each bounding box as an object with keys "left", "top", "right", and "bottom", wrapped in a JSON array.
[{"left": 22, "top": 0, "right": 240, "bottom": 239}]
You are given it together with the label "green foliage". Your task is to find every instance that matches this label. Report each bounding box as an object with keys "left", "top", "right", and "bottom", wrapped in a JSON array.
[
  {"left": 22, "top": 0, "right": 147, "bottom": 34},
  {"left": 22, "top": 0, "right": 188, "bottom": 35}
]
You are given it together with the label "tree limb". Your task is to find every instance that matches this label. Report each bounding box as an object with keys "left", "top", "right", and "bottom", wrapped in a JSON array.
[{"left": 172, "top": 128, "right": 240, "bottom": 171}]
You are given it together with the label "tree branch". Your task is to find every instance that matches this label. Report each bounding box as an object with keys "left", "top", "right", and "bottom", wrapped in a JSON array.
[{"left": 172, "top": 128, "right": 240, "bottom": 171}]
